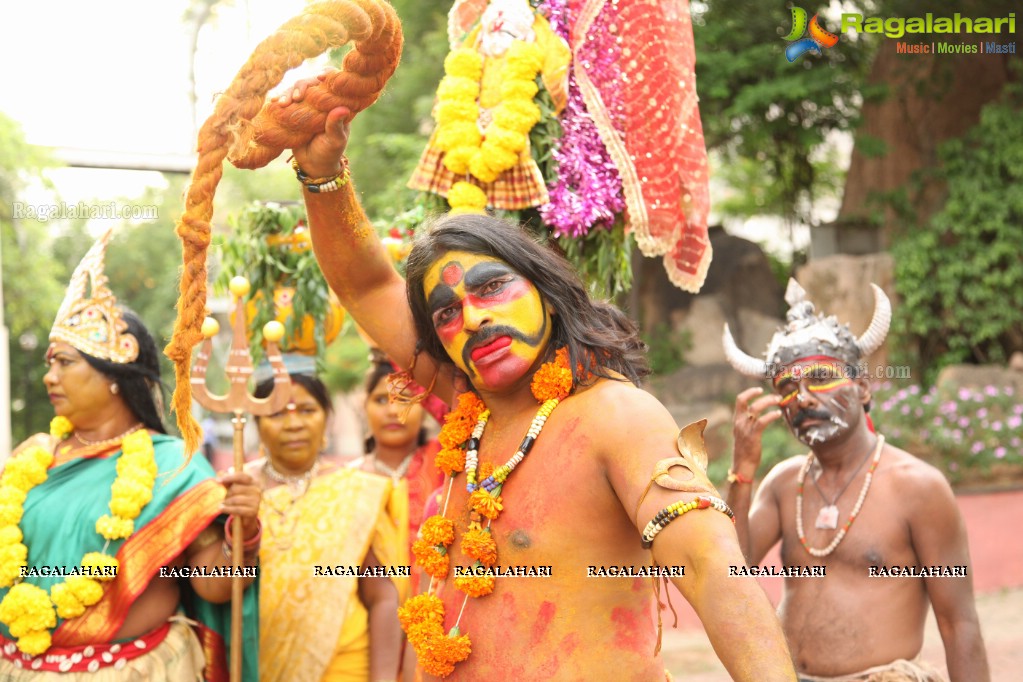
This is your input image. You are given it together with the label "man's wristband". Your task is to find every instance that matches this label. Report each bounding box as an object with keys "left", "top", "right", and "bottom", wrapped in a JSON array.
[
  {"left": 292, "top": 157, "right": 350, "bottom": 193},
  {"left": 727, "top": 468, "right": 755, "bottom": 485}
]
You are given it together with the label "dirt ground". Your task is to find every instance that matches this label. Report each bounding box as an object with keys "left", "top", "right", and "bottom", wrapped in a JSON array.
[{"left": 661, "top": 586, "right": 1022, "bottom": 681}]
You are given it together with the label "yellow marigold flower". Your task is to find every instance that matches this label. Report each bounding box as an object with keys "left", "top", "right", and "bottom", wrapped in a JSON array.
[
  {"left": 96, "top": 514, "right": 134, "bottom": 540},
  {"left": 461, "top": 527, "right": 497, "bottom": 566},
  {"left": 49, "top": 416, "right": 74, "bottom": 440},
  {"left": 468, "top": 490, "right": 503, "bottom": 520},
  {"left": 0, "top": 505, "right": 24, "bottom": 527},
  {"left": 0, "top": 525, "right": 23, "bottom": 547},
  {"left": 50, "top": 582, "right": 86, "bottom": 619},
  {"left": 500, "top": 79, "right": 540, "bottom": 101},
  {"left": 421, "top": 516, "right": 455, "bottom": 547},
  {"left": 65, "top": 576, "right": 104, "bottom": 607},
  {"left": 0, "top": 541, "right": 27, "bottom": 566},
  {"left": 441, "top": 147, "right": 475, "bottom": 176},
  {"left": 110, "top": 478, "right": 152, "bottom": 516},
  {"left": 15, "top": 630, "right": 51, "bottom": 656},
  {"left": 504, "top": 42, "right": 544, "bottom": 76},
  {"left": 0, "top": 486, "right": 27, "bottom": 507},
  {"left": 436, "top": 123, "right": 482, "bottom": 154},
  {"left": 436, "top": 99, "right": 479, "bottom": 126},
  {"left": 437, "top": 75, "right": 480, "bottom": 102},
  {"left": 454, "top": 573, "right": 496, "bottom": 598},
  {"left": 444, "top": 48, "right": 483, "bottom": 80},
  {"left": 0, "top": 561, "right": 25, "bottom": 588},
  {"left": 397, "top": 593, "right": 445, "bottom": 630},
  {"left": 23, "top": 446, "right": 54, "bottom": 470},
  {"left": 447, "top": 181, "right": 488, "bottom": 212},
  {"left": 81, "top": 552, "right": 119, "bottom": 581},
  {"left": 485, "top": 126, "right": 527, "bottom": 154},
  {"left": 495, "top": 100, "right": 542, "bottom": 128},
  {"left": 0, "top": 583, "right": 56, "bottom": 633}
]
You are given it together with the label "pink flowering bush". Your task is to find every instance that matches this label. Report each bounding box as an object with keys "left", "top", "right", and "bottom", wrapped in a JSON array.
[{"left": 873, "top": 382, "right": 1023, "bottom": 484}]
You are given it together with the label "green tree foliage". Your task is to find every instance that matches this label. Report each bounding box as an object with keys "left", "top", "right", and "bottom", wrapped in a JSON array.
[
  {"left": 335, "top": 2, "right": 449, "bottom": 222},
  {"left": 892, "top": 80, "right": 1023, "bottom": 379},
  {"left": 693, "top": 0, "right": 879, "bottom": 228}
]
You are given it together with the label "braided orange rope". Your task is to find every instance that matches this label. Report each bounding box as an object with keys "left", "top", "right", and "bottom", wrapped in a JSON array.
[{"left": 166, "top": 0, "right": 403, "bottom": 457}]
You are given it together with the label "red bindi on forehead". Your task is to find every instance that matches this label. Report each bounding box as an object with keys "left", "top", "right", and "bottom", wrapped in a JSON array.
[{"left": 441, "top": 263, "right": 464, "bottom": 287}]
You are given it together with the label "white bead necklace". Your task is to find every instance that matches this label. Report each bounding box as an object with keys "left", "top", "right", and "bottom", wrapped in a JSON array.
[{"left": 796, "top": 435, "right": 885, "bottom": 558}]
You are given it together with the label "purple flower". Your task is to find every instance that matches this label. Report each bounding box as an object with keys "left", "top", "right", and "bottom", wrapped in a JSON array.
[
  {"left": 1014, "top": 404, "right": 1023, "bottom": 416},
  {"left": 932, "top": 417, "right": 943, "bottom": 427},
  {"left": 909, "top": 385, "right": 920, "bottom": 395},
  {"left": 970, "top": 442, "right": 984, "bottom": 455},
  {"left": 977, "top": 408, "right": 988, "bottom": 419},
  {"left": 985, "top": 385, "right": 999, "bottom": 397},
  {"left": 1004, "top": 386, "right": 1015, "bottom": 397},
  {"left": 896, "top": 389, "right": 908, "bottom": 400},
  {"left": 915, "top": 408, "right": 924, "bottom": 418},
  {"left": 957, "top": 417, "right": 970, "bottom": 428},
  {"left": 922, "top": 395, "right": 933, "bottom": 405},
  {"left": 992, "top": 421, "right": 1003, "bottom": 432},
  {"left": 1008, "top": 416, "right": 1022, "bottom": 429},
  {"left": 995, "top": 447, "right": 1007, "bottom": 459},
  {"left": 900, "top": 405, "right": 911, "bottom": 415},
  {"left": 958, "top": 388, "right": 972, "bottom": 401},
  {"left": 952, "top": 429, "right": 963, "bottom": 442},
  {"left": 1011, "top": 438, "right": 1021, "bottom": 448}
]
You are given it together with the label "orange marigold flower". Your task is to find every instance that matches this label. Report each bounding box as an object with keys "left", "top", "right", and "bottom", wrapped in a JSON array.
[
  {"left": 435, "top": 630, "right": 472, "bottom": 664},
  {"left": 438, "top": 420, "right": 472, "bottom": 450},
  {"left": 460, "top": 527, "right": 497, "bottom": 566},
  {"left": 455, "top": 391, "right": 486, "bottom": 420},
  {"left": 404, "top": 620, "right": 445, "bottom": 650},
  {"left": 454, "top": 573, "right": 496, "bottom": 598},
  {"left": 468, "top": 490, "right": 503, "bottom": 520},
  {"left": 398, "top": 593, "right": 445, "bottom": 630},
  {"left": 477, "top": 461, "right": 495, "bottom": 481},
  {"left": 435, "top": 447, "right": 466, "bottom": 477},
  {"left": 530, "top": 348, "right": 573, "bottom": 401},
  {"left": 421, "top": 516, "right": 455, "bottom": 546},
  {"left": 420, "top": 655, "right": 456, "bottom": 678},
  {"left": 412, "top": 539, "right": 450, "bottom": 579}
]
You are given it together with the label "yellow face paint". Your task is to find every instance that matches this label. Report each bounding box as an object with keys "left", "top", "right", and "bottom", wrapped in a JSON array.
[{"left": 424, "top": 251, "right": 552, "bottom": 391}]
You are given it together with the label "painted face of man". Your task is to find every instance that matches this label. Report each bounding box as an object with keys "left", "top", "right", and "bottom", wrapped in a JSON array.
[
  {"left": 424, "top": 251, "right": 553, "bottom": 392},
  {"left": 773, "top": 358, "right": 867, "bottom": 447}
]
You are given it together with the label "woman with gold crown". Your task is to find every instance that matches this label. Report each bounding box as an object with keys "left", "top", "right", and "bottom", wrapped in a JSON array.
[{"left": 0, "top": 229, "right": 261, "bottom": 680}]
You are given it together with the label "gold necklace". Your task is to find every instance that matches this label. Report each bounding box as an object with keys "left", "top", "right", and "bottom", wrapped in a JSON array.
[
  {"left": 261, "top": 460, "right": 319, "bottom": 551},
  {"left": 74, "top": 423, "right": 143, "bottom": 448}
]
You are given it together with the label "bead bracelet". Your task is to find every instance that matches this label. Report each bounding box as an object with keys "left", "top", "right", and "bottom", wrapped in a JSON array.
[
  {"left": 641, "top": 496, "right": 734, "bottom": 549},
  {"left": 292, "top": 157, "right": 351, "bottom": 193}
]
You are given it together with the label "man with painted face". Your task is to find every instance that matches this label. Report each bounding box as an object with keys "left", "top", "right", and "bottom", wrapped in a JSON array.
[
  {"left": 282, "top": 91, "right": 796, "bottom": 678},
  {"left": 723, "top": 280, "right": 989, "bottom": 682}
]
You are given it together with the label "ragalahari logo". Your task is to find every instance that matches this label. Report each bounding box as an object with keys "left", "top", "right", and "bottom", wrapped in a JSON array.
[{"left": 784, "top": 7, "right": 839, "bottom": 62}]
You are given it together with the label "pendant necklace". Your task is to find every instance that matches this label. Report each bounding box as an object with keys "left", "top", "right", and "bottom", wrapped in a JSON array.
[{"left": 810, "top": 439, "right": 875, "bottom": 530}]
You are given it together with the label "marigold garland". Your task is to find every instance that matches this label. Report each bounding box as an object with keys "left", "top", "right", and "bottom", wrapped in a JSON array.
[
  {"left": 0, "top": 424, "right": 156, "bottom": 654},
  {"left": 433, "top": 41, "right": 546, "bottom": 213},
  {"left": 402, "top": 349, "right": 576, "bottom": 676}
]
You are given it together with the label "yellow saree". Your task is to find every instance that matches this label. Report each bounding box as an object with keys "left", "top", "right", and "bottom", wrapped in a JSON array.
[{"left": 258, "top": 467, "right": 407, "bottom": 682}]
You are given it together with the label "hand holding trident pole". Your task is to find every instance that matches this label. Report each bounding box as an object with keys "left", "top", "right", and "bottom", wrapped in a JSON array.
[{"left": 191, "top": 275, "right": 290, "bottom": 682}]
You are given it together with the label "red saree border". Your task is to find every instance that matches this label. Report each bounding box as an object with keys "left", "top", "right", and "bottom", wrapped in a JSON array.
[{"left": 52, "top": 479, "right": 225, "bottom": 645}]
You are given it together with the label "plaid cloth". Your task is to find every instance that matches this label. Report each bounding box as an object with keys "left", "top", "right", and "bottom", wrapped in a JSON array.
[{"left": 408, "top": 141, "right": 549, "bottom": 210}]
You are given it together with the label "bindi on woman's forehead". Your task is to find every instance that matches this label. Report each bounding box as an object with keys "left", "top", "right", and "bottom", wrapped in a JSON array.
[{"left": 441, "top": 262, "right": 464, "bottom": 287}]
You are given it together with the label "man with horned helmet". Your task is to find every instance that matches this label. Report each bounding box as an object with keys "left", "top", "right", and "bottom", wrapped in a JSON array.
[{"left": 723, "top": 279, "right": 989, "bottom": 682}]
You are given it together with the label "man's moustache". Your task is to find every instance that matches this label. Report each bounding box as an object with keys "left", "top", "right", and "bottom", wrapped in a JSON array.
[{"left": 792, "top": 409, "right": 833, "bottom": 429}]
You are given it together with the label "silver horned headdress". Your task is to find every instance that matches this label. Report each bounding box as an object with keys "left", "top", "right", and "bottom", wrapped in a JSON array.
[{"left": 722, "top": 279, "right": 891, "bottom": 378}]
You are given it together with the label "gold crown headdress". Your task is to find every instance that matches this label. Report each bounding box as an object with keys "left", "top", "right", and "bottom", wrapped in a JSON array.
[{"left": 49, "top": 228, "right": 139, "bottom": 363}]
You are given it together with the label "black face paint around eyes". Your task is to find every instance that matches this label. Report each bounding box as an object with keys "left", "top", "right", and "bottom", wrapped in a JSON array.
[{"left": 464, "top": 261, "right": 516, "bottom": 289}]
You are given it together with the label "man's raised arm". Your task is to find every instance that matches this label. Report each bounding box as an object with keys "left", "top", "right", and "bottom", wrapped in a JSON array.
[{"left": 288, "top": 93, "right": 452, "bottom": 400}]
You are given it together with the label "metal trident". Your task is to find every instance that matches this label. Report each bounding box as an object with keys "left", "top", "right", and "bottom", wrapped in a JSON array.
[{"left": 190, "top": 275, "right": 290, "bottom": 682}]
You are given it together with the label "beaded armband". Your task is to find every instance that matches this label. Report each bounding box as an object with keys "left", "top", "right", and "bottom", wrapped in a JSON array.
[
  {"left": 640, "top": 495, "right": 734, "bottom": 549},
  {"left": 292, "top": 157, "right": 351, "bottom": 193}
]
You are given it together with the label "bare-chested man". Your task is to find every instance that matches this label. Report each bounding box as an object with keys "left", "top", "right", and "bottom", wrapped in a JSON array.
[
  {"left": 280, "top": 85, "right": 797, "bottom": 678},
  {"left": 724, "top": 279, "right": 989, "bottom": 682}
]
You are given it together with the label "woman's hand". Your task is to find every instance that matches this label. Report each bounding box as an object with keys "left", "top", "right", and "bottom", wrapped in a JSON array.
[{"left": 217, "top": 471, "right": 261, "bottom": 539}]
